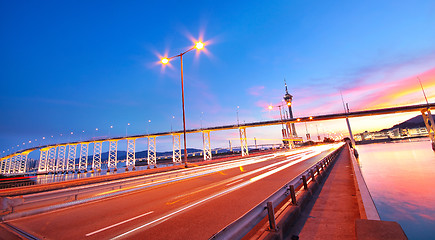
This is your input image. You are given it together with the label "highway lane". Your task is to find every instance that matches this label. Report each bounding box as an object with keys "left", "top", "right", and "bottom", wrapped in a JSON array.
[
  {"left": 5, "top": 143, "right": 342, "bottom": 239},
  {"left": 6, "top": 151, "right": 293, "bottom": 213}
]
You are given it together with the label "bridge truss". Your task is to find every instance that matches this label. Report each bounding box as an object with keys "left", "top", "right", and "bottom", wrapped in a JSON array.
[{"left": 1, "top": 103, "right": 435, "bottom": 176}]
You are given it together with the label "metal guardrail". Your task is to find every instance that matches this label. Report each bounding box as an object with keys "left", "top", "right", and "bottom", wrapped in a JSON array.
[
  {"left": 209, "top": 143, "right": 345, "bottom": 240},
  {"left": 0, "top": 178, "right": 36, "bottom": 190}
]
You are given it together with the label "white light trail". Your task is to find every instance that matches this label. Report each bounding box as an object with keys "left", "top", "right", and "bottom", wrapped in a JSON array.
[{"left": 110, "top": 144, "right": 339, "bottom": 239}]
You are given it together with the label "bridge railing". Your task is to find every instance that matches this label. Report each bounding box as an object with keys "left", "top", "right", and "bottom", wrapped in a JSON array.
[{"left": 209, "top": 143, "right": 345, "bottom": 240}]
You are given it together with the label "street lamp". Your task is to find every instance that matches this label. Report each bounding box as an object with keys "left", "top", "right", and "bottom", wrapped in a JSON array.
[
  {"left": 126, "top": 123, "right": 130, "bottom": 137},
  {"left": 236, "top": 106, "right": 240, "bottom": 126},
  {"left": 161, "top": 41, "right": 205, "bottom": 167}
]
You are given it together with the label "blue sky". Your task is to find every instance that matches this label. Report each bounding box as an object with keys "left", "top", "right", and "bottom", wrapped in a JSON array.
[{"left": 1, "top": 1, "right": 435, "bottom": 155}]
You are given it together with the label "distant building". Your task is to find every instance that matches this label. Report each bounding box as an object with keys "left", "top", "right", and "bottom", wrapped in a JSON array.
[
  {"left": 388, "top": 128, "right": 400, "bottom": 138},
  {"left": 356, "top": 126, "right": 428, "bottom": 142},
  {"left": 408, "top": 127, "right": 428, "bottom": 136}
]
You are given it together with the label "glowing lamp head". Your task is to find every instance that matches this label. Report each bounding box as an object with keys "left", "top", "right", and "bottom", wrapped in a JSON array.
[
  {"left": 287, "top": 102, "right": 291, "bottom": 106},
  {"left": 268, "top": 105, "right": 273, "bottom": 110},
  {"left": 161, "top": 58, "right": 169, "bottom": 64},
  {"left": 195, "top": 42, "right": 204, "bottom": 50}
]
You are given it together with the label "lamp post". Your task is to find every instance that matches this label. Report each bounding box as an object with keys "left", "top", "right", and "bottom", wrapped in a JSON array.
[
  {"left": 236, "top": 106, "right": 240, "bottom": 126},
  {"left": 161, "top": 41, "right": 205, "bottom": 167}
]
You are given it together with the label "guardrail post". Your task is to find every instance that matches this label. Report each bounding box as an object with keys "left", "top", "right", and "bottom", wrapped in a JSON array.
[
  {"left": 289, "top": 185, "right": 297, "bottom": 205},
  {"left": 310, "top": 169, "right": 315, "bottom": 182},
  {"left": 302, "top": 175, "right": 308, "bottom": 190},
  {"left": 267, "top": 202, "right": 277, "bottom": 231}
]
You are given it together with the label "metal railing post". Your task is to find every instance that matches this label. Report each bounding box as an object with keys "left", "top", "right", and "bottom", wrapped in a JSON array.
[
  {"left": 310, "top": 169, "right": 315, "bottom": 182},
  {"left": 302, "top": 175, "right": 308, "bottom": 190},
  {"left": 266, "top": 202, "right": 277, "bottom": 231},
  {"left": 289, "top": 185, "right": 297, "bottom": 205}
]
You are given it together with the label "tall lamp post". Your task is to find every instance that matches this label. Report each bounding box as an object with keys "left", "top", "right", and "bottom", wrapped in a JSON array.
[{"left": 161, "top": 41, "right": 205, "bottom": 167}]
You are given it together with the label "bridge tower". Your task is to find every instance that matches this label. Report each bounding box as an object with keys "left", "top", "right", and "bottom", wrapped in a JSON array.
[{"left": 283, "top": 81, "right": 297, "bottom": 137}]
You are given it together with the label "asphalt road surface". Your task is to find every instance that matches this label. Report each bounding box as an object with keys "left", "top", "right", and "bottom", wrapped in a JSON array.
[{"left": 5, "top": 144, "right": 341, "bottom": 240}]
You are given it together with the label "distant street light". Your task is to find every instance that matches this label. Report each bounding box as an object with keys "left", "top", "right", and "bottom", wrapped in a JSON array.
[
  {"left": 146, "top": 120, "right": 151, "bottom": 135},
  {"left": 237, "top": 106, "right": 240, "bottom": 126},
  {"left": 161, "top": 41, "right": 205, "bottom": 167},
  {"left": 171, "top": 116, "right": 175, "bottom": 132},
  {"left": 109, "top": 125, "right": 113, "bottom": 138}
]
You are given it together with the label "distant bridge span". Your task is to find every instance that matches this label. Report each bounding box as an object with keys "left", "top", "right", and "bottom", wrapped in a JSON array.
[{"left": 1, "top": 103, "right": 434, "bottom": 175}]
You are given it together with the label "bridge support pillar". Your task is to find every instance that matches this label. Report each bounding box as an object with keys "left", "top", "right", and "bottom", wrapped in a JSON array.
[
  {"left": 92, "top": 141, "right": 103, "bottom": 172},
  {"left": 108, "top": 140, "right": 118, "bottom": 171},
  {"left": 203, "top": 131, "right": 212, "bottom": 161},
  {"left": 0, "top": 158, "right": 6, "bottom": 174},
  {"left": 47, "top": 147, "right": 57, "bottom": 173},
  {"left": 239, "top": 127, "right": 249, "bottom": 156},
  {"left": 172, "top": 134, "right": 182, "bottom": 164},
  {"left": 38, "top": 148, "right": 49, "bottom": 174},
  {"left": 285, "top": 122, "right": 295, "bottom": 149},
  {"left": 18, "top": 153, "right": 28, "bottom": 174},
  {"left": 67, "top": 144, "right": 77, "bottom": 173},
  {"left": 7, "top": 156, "right": 15, "bottom": 174},
  {"left": 7, "top": 156, "right": 14, "bottom": 175},
  {"left": 147, "top": 136, "right": 156, "bottom": 167},
  {"left": 126, "top": 138, "right": 136, "bottom": 171},
  {"left": 9, "top": 155, "right": 18, "bottom": 174},
  {"left": 79, "top": 143, "right": 89, "bottom": 172},
  {"left": 56, "top": 145, "right": 67, "bottom": 173},
  {"left": 421, "top": 109, "right": 435, "bottom": 151},
  {"left": 12, "top": 155, "right": 20, "bottom": 174}
]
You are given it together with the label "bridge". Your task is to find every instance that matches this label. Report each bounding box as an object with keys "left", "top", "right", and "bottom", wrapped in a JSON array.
[
  {"left": 0, "top": 142, "right": 410, "bottom": 239},
  {"left": 1, "top": 103, "right": 435, "bottom": 176}
]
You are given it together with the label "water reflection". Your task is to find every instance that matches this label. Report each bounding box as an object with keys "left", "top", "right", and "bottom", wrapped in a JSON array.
[{"left": 357, "top": 138, "right": 435, "bottom": 239}]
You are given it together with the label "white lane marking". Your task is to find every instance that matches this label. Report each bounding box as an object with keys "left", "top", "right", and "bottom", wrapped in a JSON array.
[
  {"left": 86, "top": 211, "right": 154, "bottom": 237},
  {"left": 111, "top": 144, "right": 342, "bottom": 239},
  {"left": 111, "top": 148, "right": 327, "bottom": 239},
  {"left": 110, "top": 182, "right": 251, "bottom": 240},
  {"left": 225, "top": 178, "right": 244, "bottom": 186}
]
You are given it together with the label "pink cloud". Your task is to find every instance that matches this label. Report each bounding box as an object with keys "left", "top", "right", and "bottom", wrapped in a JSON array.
[
  {"left": 345, "top": 67, "right": 435, "bottom": 110},
  {"left": 289, "top": 56, "right": 435, "bottom": 117},
  {"left": 248, "top": 86, "right": 265, "bottom": 96}
]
